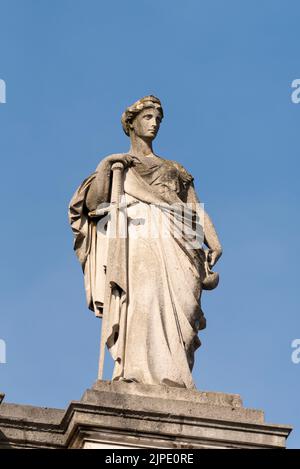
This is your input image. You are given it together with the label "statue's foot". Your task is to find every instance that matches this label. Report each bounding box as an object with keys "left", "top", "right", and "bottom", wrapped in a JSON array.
[{"left": 115, "top": 377, "right": 139, "bottom": 384}]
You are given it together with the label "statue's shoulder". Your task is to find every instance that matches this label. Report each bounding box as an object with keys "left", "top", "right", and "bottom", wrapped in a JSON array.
[
  {"left": 95, "top": 153, "right": 125, "bottom": 171},
  {"left": 162, "top": 157, "right": 194, "bottom": 184}
]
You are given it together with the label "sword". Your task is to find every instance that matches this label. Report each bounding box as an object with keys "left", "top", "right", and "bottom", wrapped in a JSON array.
[{"left": 97, "top": 162, "right": 125, "bottom": 380}]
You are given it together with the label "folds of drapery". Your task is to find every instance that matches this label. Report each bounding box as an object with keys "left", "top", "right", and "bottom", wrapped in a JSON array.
[
  {"left": 68, "top": 173, "right": 99, "bottom": 314},
  {"left": 69, "top": 166, "right": 206, "bottom": 387}
]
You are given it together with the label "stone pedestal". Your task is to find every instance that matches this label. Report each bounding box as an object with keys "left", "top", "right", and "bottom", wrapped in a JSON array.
[{"left": 0, "top": 381, "right": 292, "bottom": 449}]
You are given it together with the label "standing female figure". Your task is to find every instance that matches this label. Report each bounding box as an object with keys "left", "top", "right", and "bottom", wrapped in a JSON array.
[{"left": 69, "top": 96, "right": 222, "bottom": 389}]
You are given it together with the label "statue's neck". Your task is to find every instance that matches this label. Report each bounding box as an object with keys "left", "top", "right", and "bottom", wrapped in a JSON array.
[{"left": 129, "top": 133, "right": 154, "bottom": 158}]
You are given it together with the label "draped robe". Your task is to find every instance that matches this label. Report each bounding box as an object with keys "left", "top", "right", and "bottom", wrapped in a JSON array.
[{"left": 69, "top": 155, "right": 206, "bottom": 389}]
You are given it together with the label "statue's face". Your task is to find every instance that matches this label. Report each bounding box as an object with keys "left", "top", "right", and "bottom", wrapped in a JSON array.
[{"left": 131, "top": 106, "right": 162, "bottom": 139}]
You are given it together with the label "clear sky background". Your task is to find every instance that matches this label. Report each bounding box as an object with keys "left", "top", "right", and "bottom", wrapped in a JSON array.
[{"left": 0, "top": 0, "right": 299, "bottom": 448}]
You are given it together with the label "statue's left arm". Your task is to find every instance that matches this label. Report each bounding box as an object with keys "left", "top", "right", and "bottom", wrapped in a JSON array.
[{"left": 187, "top": 183, "right": 222, "bottom": 268}]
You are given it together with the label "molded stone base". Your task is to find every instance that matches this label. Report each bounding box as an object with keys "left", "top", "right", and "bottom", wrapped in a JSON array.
[{"left": 0, "top": 381, "right": 292, "bottom": 449}]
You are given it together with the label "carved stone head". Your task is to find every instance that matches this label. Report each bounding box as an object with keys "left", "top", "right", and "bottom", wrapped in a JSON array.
[{"left": 121, "top": 96, "right": 164, "bottom": 139}]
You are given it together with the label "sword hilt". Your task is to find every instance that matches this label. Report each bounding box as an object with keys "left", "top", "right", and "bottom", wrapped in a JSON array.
[{"left": 110, "top": 162, "right": 124, "bottom": 204}]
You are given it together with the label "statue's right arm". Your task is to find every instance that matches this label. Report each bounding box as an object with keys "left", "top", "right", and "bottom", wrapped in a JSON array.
[
  {"left": 85, "top": 154, "right": 134, "bottom": 211},
  {"left": 85, "top": 159, "right": 112, "bottom": 211}
]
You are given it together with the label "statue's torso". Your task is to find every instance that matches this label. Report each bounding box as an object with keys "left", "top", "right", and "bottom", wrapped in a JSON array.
[{"left": 131, "top": 155, "right": 193, "bottom": 202}]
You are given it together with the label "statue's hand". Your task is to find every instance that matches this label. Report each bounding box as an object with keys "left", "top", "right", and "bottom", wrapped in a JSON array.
[
  {"left": 207, "top": 249, "right": 222, "bottom": 268},
  {"left": 105, "top": 153, "right": 134, "bottom": 168}
]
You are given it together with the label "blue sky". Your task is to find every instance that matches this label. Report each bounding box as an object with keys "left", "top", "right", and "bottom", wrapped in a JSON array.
[{"left": 0, "top": 0, "right": 299, "bottom": 448}]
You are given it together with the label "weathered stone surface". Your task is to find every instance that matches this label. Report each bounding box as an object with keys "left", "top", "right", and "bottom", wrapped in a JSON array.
[
  {"left": 0, "top": 381, "right": 292, "bottom": 449},
  {"left": 86, "top": 381, "right": 264, "bottom": 425},
  {"left": 69, "top": 96, "right": 223, "bottom": 387},
  {"left": 92, "top": 380, "right": 243, "bottom": 407}
]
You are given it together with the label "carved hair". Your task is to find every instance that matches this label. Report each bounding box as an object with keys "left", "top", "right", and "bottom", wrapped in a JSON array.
[{"left": 121, "top": 95, "right": 164, "bottom": 136}]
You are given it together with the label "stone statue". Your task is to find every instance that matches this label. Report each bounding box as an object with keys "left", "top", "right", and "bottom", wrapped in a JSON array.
[{"left": 69, "top": 96, "right": 222, "bottom": 389}]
